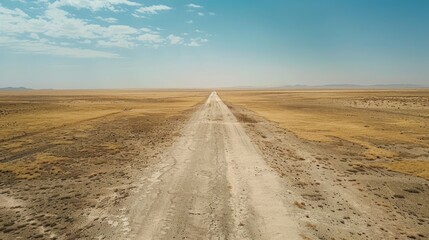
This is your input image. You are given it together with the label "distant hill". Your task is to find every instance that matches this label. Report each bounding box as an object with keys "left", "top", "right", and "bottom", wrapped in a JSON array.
[
  {"left": 221, "top": 84, "right": 428, "bottom": 90},
  {"left": 0, "top": 87, "right": 32, "bottom": 91},
  {"left": 278, "top": 84, "right": 428, "bottom": 89}
]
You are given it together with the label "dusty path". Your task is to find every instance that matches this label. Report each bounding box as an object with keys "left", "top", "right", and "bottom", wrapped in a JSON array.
[
  {"left": 223, "top": 98, "right": 429, "bottom": 240},
  {"left": 101, "top": 92, "right": 299, "bottom": 239}
]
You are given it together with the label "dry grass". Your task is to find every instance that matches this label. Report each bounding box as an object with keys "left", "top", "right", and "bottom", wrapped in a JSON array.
[
  {"left": 0, "top": 90, "right": 212, "bottom": 239},
  {"left": 0, "top": 90, "right": 207, "bottom": 141},
  {"left": 0, "top": 153, "right": 64, "bottom": 179},
  {"left": 219, "top": 89, "right": 429, "bottom": 178},
  {"left": 0, "top": 90, "right": 208, "bottom": 178},
  {"left": 373, "top": 160, "right": 429, "bottom": 180}
]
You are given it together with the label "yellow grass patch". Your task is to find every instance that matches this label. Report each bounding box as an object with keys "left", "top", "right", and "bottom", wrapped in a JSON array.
[
  {"left": 0, "top": 153, "right": 65, "bottom": 179},
  {"left": 219, "top": 90, "right": 429, "bottom": 161},
  {"left": 0, "top": 90, "right": 208, "bottom": 141},
  {"left": 0, "top": 90, "right": 209, "bottom": 179},
  {"left": 373, "top": 160, "right": 429, "bottom": 180}
]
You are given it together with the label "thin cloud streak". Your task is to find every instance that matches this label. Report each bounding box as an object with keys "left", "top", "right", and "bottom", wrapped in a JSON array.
[
  {"left": 136, "top": 5, "right": 172, "bottom": 14},
  {"left": 0, "top": 36, "right": 119, "bottom": 58}
]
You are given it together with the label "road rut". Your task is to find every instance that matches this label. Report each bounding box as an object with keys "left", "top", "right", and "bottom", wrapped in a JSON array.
[{"left": 109, "top": 92, "right": 299, "bottom": 239}]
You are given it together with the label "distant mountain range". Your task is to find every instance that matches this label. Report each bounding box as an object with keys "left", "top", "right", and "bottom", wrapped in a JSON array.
[
  {"left": 280, "top": 84, "right": 428, "bottom": 89},
  {"left": 0, "top": 87, "right": 32, "bottom": 91},
  {"left": 224, "top": 84, "right": 428, "bottom": 90}
]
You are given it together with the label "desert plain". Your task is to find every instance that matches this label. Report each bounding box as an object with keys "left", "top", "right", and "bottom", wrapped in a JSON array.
[
  {"left": 0, "top": 89, "right": 428, "bottom": 239},
  {"left": 0, "top": 90, "right": 207, "bottom": 239}
]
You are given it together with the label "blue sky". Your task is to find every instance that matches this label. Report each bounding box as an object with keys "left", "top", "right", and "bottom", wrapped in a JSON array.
[{"left": 0, "top": 0, "right": 428, "bottom": 88}]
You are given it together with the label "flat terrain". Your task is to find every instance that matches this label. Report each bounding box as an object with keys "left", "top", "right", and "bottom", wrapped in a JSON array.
[
  {"left": 0, "top": 90, "right": 208, "bottom": 239},
  {"left": 220, "top": 89, "right": 429, "bottom": 239},
  {"left": 90, "top": 92, "right": 299, "bottom": 240},
  {"left": 220, "top": 90, "right": 429, "bottom": 178},
  {"left": 1, "top": 89, "right": 428, "bottom": 239}
]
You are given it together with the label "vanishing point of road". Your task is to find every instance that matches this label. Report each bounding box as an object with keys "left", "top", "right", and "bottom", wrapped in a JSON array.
[{"left": 103, "top": 92, "right": 299, "bottom": 240}]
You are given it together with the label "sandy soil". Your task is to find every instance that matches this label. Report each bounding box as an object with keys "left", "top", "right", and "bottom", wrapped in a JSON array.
[
  {"left": 0, "top": 90, "right": 207, "bottom": 239},
  {"left": 221, "top": 90, "right": 429, "bottom": 239},
  {"left": 1, "top": 89, "right": 428, "bottom": 239},
  {"left": 219, "top": 90, "right": 429, "bottom": 178},
  {"left": 91, "top": 92, "right": 300, "bottom": 240}
]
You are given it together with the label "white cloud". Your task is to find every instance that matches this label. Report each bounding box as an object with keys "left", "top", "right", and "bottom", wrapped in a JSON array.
[
  {"left": 197, "top": 12, "right": 204, "bottom": 16},
  {"left": 187, "top": 4, "right": 202, "bottom": 9},
  {"left": 104, "top": 25, "right": 139, "bottom": 37},
  {"left": 131, "top": 13, "right": 142, "bottom": 18},
  {"left": 187, "top": 41, "right": 200, "bottom": 47},
  {"left": 0, "top": 6, "right": 138, "bottom": 41},
  {"left": 167, "top": 34, "right": 183, "bottom": 45},
  {"left": 186, "top": 20, "right": 193, "bottom": 24},
  {"left": 42, "top": 8, "right": 106, "bottom": 39},
  {"left": 50, "top": 0, "right": 141, "bottom": 11},
  {"left": 0, "top": 5, "right": 138, "bottom": 55},
  {"left": 136, "top": 5, "right": 171, "bottom": 14},
  {"left": 187, "top": 37, "right": 208, "bottom": 47},
  {"left": 96, "top": 16, "right": 118, "bottom": 23},
  {"left": 0, "top": 36, "right": 118, "bottom": 58},
  {"left": 140, "top": 27, "right": 153, "bottom": 33},
  {"left": 137, "top": 33, "right": 164, "bottom": 43},
  {"left": 0, "top": 6, "right": 29, "bottom": 18},
  {"left": 98, "top": 38, "right": 136, "bottom": 48},
  {"left": 0, "top": 2, "right": 211, "bottom": 57},
  {"left": 30, "top": 33, "right": 40, "bottom": 39}
]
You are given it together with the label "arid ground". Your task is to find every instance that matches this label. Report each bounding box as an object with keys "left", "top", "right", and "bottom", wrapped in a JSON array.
[
  {"left": 0, "top": 90, "right": 208, "bottom": 239},
  {"left": 0, "top": 89, "right": 428, "bottom": 239},
  {"left": 220, "top": 89, "right": 429, "bottom": 239}
]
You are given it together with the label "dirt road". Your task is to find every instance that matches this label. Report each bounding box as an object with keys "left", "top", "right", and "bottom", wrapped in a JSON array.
[
  {"left": 98, "top": 92, "right": 299, "bottom": 239},
  {"left": 2, "top": 90, "right": 427, "bottom": 239}
]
